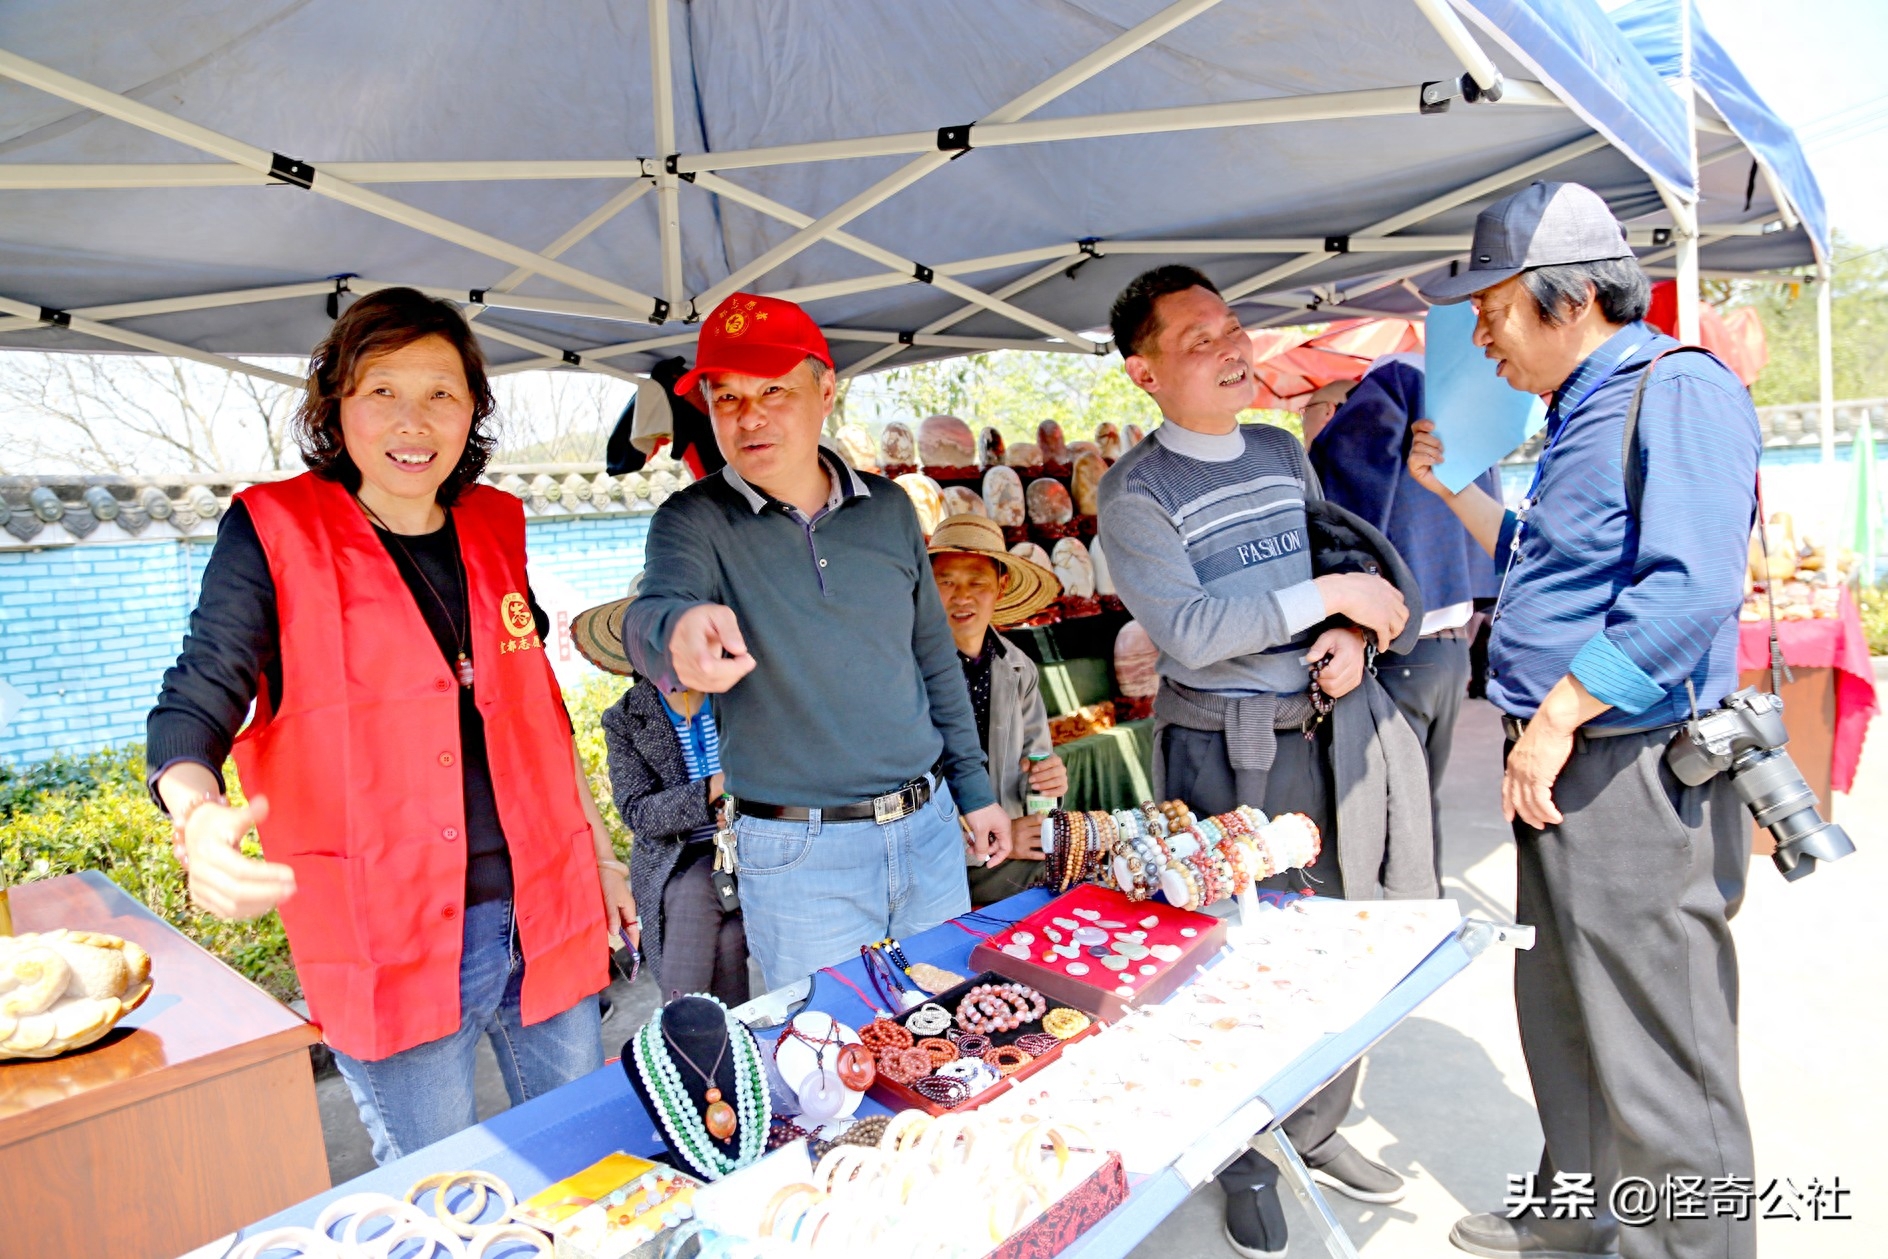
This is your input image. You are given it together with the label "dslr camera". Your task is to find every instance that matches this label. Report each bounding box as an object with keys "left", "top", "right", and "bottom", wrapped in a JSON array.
[{"left": 1665, "top": 686, "right": 1854, "bottom": 881}]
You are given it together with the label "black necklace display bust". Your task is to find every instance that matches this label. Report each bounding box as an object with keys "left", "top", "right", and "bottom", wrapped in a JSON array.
[{"left": 623, "top": 995, "right": 767, "bottom": 1177}]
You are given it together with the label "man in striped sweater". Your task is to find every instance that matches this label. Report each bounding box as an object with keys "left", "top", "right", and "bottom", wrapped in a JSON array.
[{"left": 1098, "top": 266, "right": 1411, "bottom": 1258}]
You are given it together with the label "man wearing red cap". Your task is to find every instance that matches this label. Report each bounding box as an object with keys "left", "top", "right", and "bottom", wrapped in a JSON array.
[{"left": 622, "top": 293, "right": 1011, "bottom": 990}]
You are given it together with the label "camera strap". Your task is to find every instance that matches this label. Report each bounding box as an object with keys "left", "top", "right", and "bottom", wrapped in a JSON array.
[{"left": 1620, "top": 345, "right": 1786, "bottom": 694}]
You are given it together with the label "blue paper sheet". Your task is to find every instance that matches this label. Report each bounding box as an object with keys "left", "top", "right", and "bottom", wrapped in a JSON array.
[{"left": 1423, "top": 302, "right": 1548, "bottom": 493}]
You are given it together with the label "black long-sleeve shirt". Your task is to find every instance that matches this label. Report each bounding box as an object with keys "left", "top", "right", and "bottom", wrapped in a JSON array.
[{"left": 147, "top": 500, "right": 552, "bottom": 905}]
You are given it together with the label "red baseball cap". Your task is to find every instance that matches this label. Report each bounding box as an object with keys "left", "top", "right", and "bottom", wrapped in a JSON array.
[{"left": 675, "top": 293, "right": 833, "bottom": 397}]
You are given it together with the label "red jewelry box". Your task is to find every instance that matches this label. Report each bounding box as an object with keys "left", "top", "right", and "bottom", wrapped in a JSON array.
[
  {"left": 970, "top": 885, "right": 1228, "bottom": 1022},
  {"left": 864, "top": 969, "right": 1104, "bottom": 1117},
  {"left": 987, "top": 1151, "right": 1128, "bottom": 1259}
]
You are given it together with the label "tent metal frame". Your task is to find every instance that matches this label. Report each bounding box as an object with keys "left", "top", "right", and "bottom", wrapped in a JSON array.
[{"left": 0, "top": 0, "right": 1765, "bottom": 412}]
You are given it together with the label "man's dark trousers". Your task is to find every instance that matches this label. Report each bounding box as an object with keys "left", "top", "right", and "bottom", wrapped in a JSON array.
[
  {"left": 1510, "top": 727, "right": 1755, "bottom": 1259},
  {"left": 1378, "top": 632, "right": 1471, "bottom": 883},
  {"left": 1160, "top": 723, "right": 1360, "bottom": 1198}
]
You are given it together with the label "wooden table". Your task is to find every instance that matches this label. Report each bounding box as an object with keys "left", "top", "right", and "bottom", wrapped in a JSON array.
[{"left": 1, "top": 871, "right": 328, "bottom": 1259}]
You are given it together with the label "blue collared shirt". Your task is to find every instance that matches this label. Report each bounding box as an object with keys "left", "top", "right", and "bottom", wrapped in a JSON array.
[{"left": 1487, "top": 322, "right": 1761, "bottom": 731}]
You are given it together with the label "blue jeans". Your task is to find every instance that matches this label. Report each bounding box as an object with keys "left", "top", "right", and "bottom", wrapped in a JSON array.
[
  {"left": 733, "top": 780, "right": 971, "bottom": 991},
  {"left": 331, "top": 897, "right": 603, "bottom": 1164}
]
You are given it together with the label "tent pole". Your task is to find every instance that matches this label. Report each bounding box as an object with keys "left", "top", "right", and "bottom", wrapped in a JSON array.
[
  {"left": 1409, "top": 0, "right": 1503, "bottom": 93},
  {"left": 468, "top": 322, "right": 643, "bottom": 386},
  {"left": 1653, "top": 181, "right": 1702, "bottom": 343},
  {"left": 690, "top": 0, "right": 1230, "bottom": 311},
  {"left": 648, "top": 0, "right": 686, "bottom": 311},
  {"left": 763, "top": 244, "right": 1074, "bottom": 305},
  {"left": 1221, "top": 132, "right": 1610, "bottom": 301},
  {"left": 688, "top": 172, "right": 1102, "bottom": 346},
  {"left": 466, "top": 181, "right": 657, "bottom": 323},
  {"left": 1669, "top": 3, "right": 1702, "bottom": 345},
  {"left": 0, "top": 280, "right": 339, "bottom": 336},
  {"left": 824, "top": 329, "right": 1093, "bottom": 354},
  {"left": 0, "top": 75, "right": 1568, "bottom": 192},
  {"left": 1817, "top": 266, "right": 1836, "bottom": 473},
  {"left": 1672, "top": 204, "right": 1702, "bottom": 343},
  {"left": 492, "top": 331, "right": 705, "bottom": 374},
  {"left": 0, "top": 159, "right": 653, "bottom": 190},
  {"left": 0, "top": 294, "right": 303, "bottom": 387},
  {"left": 0, "top": 47, "right": 668, "bottom": 322},
  {"left": 842, "top": 254, "right": 1092, "bottom": 377}
]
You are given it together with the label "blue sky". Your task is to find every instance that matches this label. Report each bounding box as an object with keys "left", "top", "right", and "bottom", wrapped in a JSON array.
[{"left": 1690, "top": 0, "right": 1888, "bottom": 248}]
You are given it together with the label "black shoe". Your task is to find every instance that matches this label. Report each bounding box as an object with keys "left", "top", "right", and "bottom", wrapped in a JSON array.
[
  {"left": 1310, "top": 1147, "right": 1408, "bottom": 1204},
  {"left": 1449, "top": 1212, "right": 1617, "bottom": 1258},
  {"left": 1223, "top": 1179, "right": 1288, "bottom": 1258}
]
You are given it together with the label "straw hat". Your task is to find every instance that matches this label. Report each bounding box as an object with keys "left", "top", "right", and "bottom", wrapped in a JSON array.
[
  {"left": 926, "top": 513, "right": 1061, "bottom": 626},
  {"left": 569, "top": 575, "right": 642, "bottom": 676}
]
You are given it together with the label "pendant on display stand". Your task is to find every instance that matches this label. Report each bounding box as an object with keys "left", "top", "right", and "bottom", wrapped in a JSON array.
[
  {"left": 702, "top": 1086, "right": 738, "bottom": 1141},
  {"left": 835, "top": 1042, "right": 877, "bottom": 1091},
  {"left": 795, "top": 1068, "right": 848, "bottom": 1123}
]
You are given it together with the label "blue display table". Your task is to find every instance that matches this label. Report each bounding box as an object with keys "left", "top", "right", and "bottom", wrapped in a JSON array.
[{"left": 222, "top": 891, "right": 1523, "bottom": 1259}]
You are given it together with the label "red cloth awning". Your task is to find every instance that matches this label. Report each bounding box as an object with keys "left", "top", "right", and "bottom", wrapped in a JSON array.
[
  {"left": 1645, "top": 281, "right": 1769, "bottom": 386},
  {"left": 1247, "top": 318, "right": 1424, "bottom": 411}
]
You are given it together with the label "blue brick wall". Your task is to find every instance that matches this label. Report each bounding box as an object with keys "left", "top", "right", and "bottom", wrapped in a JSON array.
[
  {"left": 0, "top": 513, "right": 651, "bottom": 767},
  {"left": 521, "top": 515, "right": 650, "bottom": 605}
]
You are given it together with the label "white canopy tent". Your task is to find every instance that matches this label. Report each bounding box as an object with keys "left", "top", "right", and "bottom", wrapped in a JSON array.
[{"left": 0, "top": 0, "right": 1707, "bottom": 405}]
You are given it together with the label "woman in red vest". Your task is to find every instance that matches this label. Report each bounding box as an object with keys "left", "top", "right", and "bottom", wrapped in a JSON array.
[{"left": 147, "top": 288, "right": 636, "bottom": 1164}]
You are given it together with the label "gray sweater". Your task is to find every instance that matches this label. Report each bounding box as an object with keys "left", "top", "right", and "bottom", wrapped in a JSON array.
[
  {"left": 1097, "top": 422, "right": 1328, "bottom": 696},
  {"left": 622, "top": 452, "right": 994, "bottom": 813}
]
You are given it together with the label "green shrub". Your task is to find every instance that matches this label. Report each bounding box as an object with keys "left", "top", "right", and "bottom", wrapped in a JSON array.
[
  {"left": 0, "top": 745, "right": 299, "bottom": 1004},
  {"left": 0, "top": 679, "right": 635, "bottom": 1006},
  {"left": 1859, "top": 583, "right": 1888, "bottom": 658},
  {"left": 567, "top": 672, "right": 635, "bottom": 857}
]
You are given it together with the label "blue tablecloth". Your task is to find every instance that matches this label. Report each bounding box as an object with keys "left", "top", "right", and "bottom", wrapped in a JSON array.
[{"left": 245, "top": 890, "right": 1482, "bottom": 1257}]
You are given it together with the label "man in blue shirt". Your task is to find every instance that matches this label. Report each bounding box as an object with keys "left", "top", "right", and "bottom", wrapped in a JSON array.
[
  {"left": 1308, "top": 356, "right": 1502, "bottom": 882},
  {"left": 1410, "top": 182, "right": 1758, "bottom": 1259}
]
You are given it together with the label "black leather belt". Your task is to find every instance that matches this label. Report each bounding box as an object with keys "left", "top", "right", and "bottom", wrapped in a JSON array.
[
  {"left": 734, "top": 772, "right": 934, "bottom": 824},
  {"left": 1501, "top": 715, "right": 1681, "bottom": 745},
  {"left": 1421, "top": 625, "right": 1472, "bottom": 641}
]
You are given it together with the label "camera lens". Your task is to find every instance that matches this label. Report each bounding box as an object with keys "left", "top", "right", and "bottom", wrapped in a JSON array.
[{"left": 1729, "top": 748, "right": 1856, "bottom": 881}]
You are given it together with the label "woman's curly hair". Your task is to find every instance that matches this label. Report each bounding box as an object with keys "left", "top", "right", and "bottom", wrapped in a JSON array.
[{"left": 292, "top": 287, "right": 498, "bottom": 507}]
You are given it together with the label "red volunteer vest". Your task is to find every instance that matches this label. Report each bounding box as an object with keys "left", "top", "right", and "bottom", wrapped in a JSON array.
[{"left": 232, "top": 474, "right": 606, "bottom": 1061}]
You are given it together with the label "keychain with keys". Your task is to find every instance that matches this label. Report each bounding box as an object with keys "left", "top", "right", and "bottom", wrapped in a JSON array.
[
  {"left": 712, "top": 792, "right": 736, "bottom": 873},
  {"left": 710, "top": 792, "right": 740, "bottom": 911}
]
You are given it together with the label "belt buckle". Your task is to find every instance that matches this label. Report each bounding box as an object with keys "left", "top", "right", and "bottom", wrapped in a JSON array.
[{"left": 873, "top": 790, "right": 903, "bottom": 825}]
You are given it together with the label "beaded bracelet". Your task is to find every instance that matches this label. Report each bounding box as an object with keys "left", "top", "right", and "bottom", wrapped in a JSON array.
[
  {"left": 904, "top": 1003, "right": 952, "bottom": 1037},
  {"left": 981, "top": 1045, "right": 1034, "bottom": 1075},
  {"left": 1014, "top": 1032, "right": 1062, "bottom": 1056},
  {"left": 952, "top": 1033, "right": 991, "bottom": 1058},
  {"left": 916, "top": 1037, "right": 958, "bottom": 1067},
  {"left": 912, "top": 1075, "right": 971, "bottom": 1107},
  {"left": 1042, "top": 1008, "right": 1090, "bottom": 1039},
  {"left": 859, "top": 1018, "right": 914, "bottom": 1051},
  {"left": 877, "top": 1047, "right": 933, "bottom": 1085}
]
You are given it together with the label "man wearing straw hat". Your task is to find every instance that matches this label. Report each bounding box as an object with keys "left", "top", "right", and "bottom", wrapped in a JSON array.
[
  {"left": 926, "top": 513, "right": 1067, "bottom": 905},
  {"left": 621, "top": 293, "right": 1011, "bottom": 992}
]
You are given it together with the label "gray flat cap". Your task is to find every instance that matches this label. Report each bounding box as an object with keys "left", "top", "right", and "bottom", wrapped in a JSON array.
[{"left": 1421, "top": 181, "right": 1634, "bottom": 304}]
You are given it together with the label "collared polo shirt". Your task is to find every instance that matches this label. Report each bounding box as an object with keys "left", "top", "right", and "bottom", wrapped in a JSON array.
[
  {"left": 1487, "top": 322, "right": 1761, "bottom": 731},
  {"left": 622, "top": 448, "right": 994, "bottom": 812}
]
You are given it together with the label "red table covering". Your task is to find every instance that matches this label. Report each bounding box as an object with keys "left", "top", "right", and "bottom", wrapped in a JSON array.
[{"left": 1738, "top": 588, "right": 1879, "bottom": 794}]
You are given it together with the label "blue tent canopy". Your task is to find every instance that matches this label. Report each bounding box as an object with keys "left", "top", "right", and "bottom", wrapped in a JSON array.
[
  {"left": 1610, "top": 0, "right": 1828, "bottom": 269},
  {"left": 0, "top": 0, "right": 1699, "bottom": 382}
]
